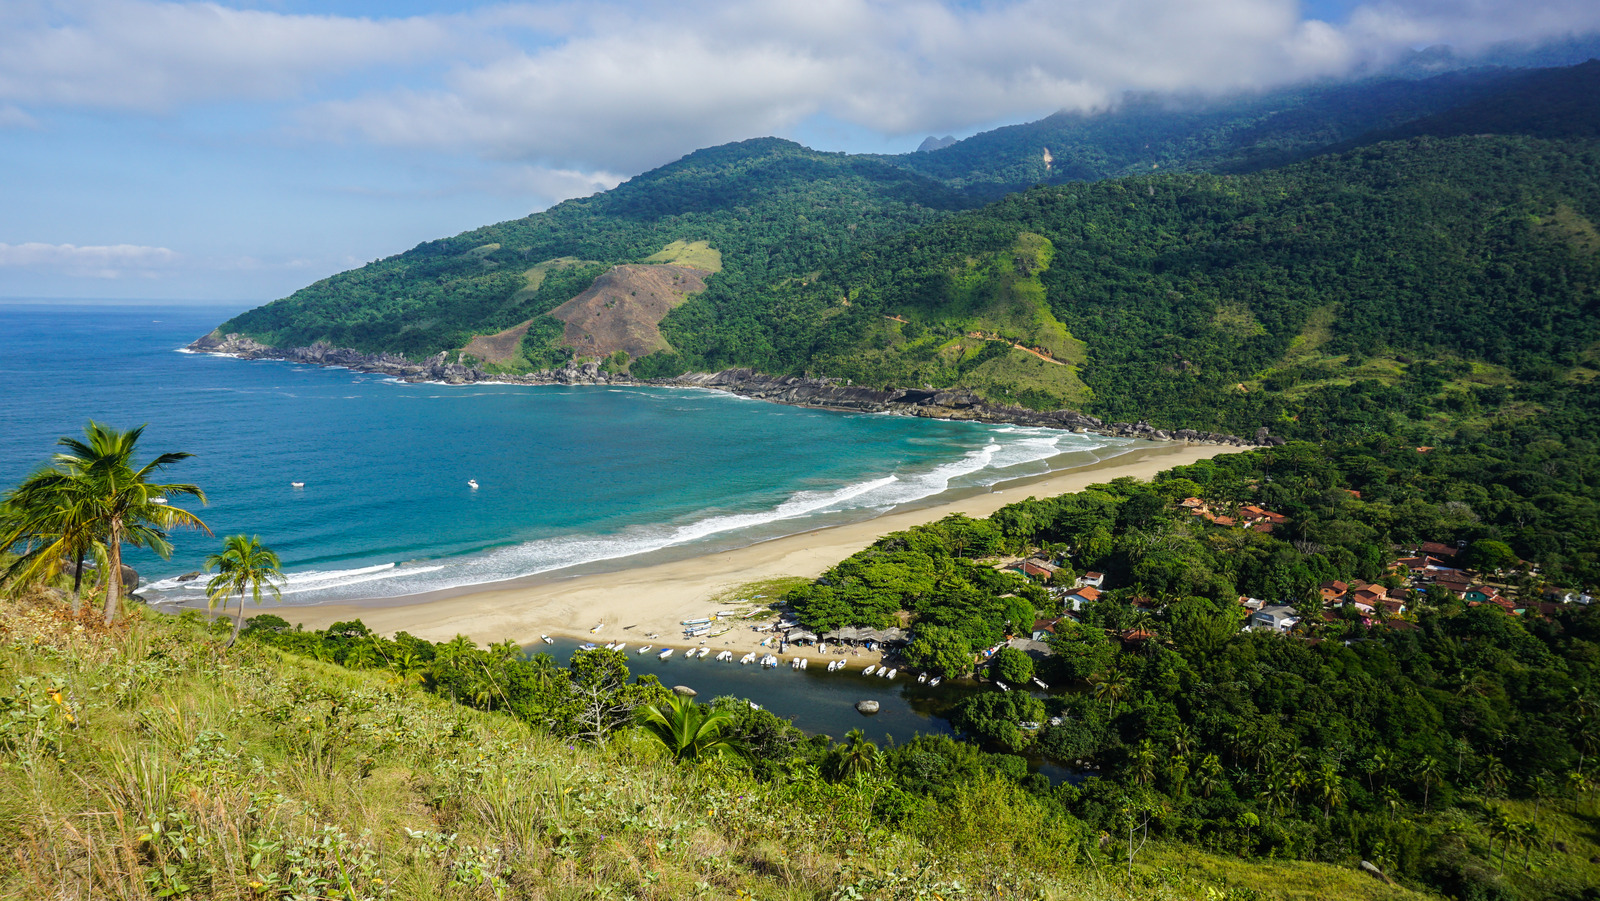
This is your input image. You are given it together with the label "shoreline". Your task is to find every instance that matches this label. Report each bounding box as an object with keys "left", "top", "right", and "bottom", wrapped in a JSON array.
[{"left": 281, "top": 441, "right": 1248, "bottom": 657}]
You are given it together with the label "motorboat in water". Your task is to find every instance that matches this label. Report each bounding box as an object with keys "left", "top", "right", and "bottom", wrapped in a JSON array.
[{"left": 468, "top": 479, "right": 479, "bottom": 489}]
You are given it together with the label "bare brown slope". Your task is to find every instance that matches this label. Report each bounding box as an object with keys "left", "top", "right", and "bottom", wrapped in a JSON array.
[
  {"left": 548, "top": 264, "right": 711, "bottom": 359},
  {"left": 461, "top": 319, "right": 533, "bottom": 366}
]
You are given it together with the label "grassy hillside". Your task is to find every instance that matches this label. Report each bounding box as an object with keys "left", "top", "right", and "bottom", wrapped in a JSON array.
[{"left": 0, "top": 591, "right": 1439, "bottom": 901}]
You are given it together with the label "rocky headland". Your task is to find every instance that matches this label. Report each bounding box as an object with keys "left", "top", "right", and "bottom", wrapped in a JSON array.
[{"left": 186, "top": 332, "right": 1274, "bottom": 446}]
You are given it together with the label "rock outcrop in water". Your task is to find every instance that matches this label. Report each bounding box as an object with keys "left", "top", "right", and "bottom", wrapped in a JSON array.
[{"left": 186, "top": 333, "right": 1270, "bottom": 446}]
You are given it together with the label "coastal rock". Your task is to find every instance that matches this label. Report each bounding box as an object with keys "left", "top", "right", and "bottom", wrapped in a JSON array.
[
  {"left": 672, "top": 685, "right": 698, "bottom": 697},
  {"left": 855, "top": 700, "right": 881, "bottom": 714},
  {"left": 184, "top": 335, "right": 1266, "bottom": 445}
]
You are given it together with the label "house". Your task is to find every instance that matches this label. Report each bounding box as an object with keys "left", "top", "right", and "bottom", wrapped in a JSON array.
[
  {"left": 1319, "top": 580, "right": 1350, "bottom": 602},
  {"left": 1021, "top": 557, "right": 1059, "bottom": 580},
  {"left": 1031, "top": 618, "right": 1060, "bottom": 641},
  {"left": 1419, "top": 541, "right": 1461, "bottom": 561},
  {"left": 1251, "top": 605, "right": 1301, "bottom": 632},
  {"left": 1064, "top": 585, "right": 1100, "bottom": 612},
  {"left": 1179, "top": 497, "right": 1206, "bottom": 509},
  {"left": 1076, "top": 571, "right": 1105, "bottom": 589}
]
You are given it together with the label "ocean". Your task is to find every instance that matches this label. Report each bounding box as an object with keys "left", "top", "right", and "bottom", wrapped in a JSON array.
[{"left": 0, "top": 302, "right": 1131, "bottom": 606}]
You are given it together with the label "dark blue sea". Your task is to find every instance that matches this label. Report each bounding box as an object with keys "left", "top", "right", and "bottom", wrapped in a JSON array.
[{"left": 0, "top": 302, "right": 1130, "bottom": 604}]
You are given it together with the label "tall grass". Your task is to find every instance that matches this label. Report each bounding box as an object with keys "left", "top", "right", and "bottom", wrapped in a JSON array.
[{"left": 0, "top": 591, "right": 1424, "bottom": 900}]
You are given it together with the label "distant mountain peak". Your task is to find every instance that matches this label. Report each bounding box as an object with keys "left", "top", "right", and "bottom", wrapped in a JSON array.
[{"left": 917, "top": 135, "right": 958, "bottom": 152}]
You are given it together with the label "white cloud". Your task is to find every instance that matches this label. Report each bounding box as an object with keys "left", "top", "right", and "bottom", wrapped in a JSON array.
[
  {"left": 3, "top": 0, "right": 1598, "bottom": 177},
  {"left": 0, "top": 104, "right": 37, "bottom": 128},
  {"left": 0, "top": 242, "right": 180, "bottom": 278},
  {"left": 0, "top": 0, "right": 456, "bottom": 111}
]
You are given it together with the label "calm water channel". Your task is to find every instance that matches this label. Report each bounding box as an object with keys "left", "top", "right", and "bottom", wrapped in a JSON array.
[{"left": 534, "top": 637, "right": 1077, "bottom": 782}]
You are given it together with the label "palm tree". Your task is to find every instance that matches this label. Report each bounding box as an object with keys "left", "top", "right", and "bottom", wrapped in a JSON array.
[
  {"left": 0, "top": 467, "right": 102, "bottom": 609},
  {"left": 1315, "top": 761, "right": 1346, "bottom": 819},
  {"left": 636, "top": 694, "right": 744, "bottom": 763},
  {"left": 1196, "top": 753, "right": 1225, "bottom": 799},
  {"left": 1091, "top": 662, "right": 1130, "bottom": 721},
  {"left": 1414, "top": 755, "right": 1444, "bottom": 812},
  {"left": 835, "top": 729, "right": 881, "bottom": 781},
  {"left": 19, "top": 422, "right": 208, "bottom": 624},
  {"left": 204, "top": 535, "right": 283, "bottom": 646}
]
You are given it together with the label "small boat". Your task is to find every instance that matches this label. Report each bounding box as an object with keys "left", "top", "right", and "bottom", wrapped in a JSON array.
[
  {"left": 1033, "top": 677, "right": 1049, "bottom": 690},
  {"left": 290, "top": 482, "right": 304, "bottom": 488},
  {"left": 791, "top": 658, "right": 801, "bottom": 670},
  {"left": 658, "top": 648, "right": 673, "bottom": 660},
  {"left": 681, "top": 617, "right": 710, "bottom": 626},
  {"left": 613, "top": 642, "right": 626, "bottom": 652},
  {"left": 637, "top": 645, "right": 652, "bottom": 654},
  {"left": 799, "top": 658, "right": 807, "bottom": 670},
  {"left": 579, "top": 642, "right": 597, "bottom": 651},
  {"left": 928, "top": 677, "right": 941, "bottom": 687},
  {"left": 716, "top": 650, "right": 732, "bottom": 661},
  {"left": 917, "top": 673, "right": 927, "bottom": 683},
  {"left": 152, "top": 497, "right": 168, "bottom": 505},
  {"left": 885, "top": 668, "right": 897, "bottom": 679},
  {"left": 995, "top": 681, "right": 1010, "bottom": 692},
  {"left": 715, "top": 610, "right": 739, "bottom": 617},
  {"left": 590, "top": 623, "right": 603, "bottom": 633},
  {"left": 748, "top": 702, "right": 762, "bottom": 710},
  {"left": 468, "top": 479, "right": 479, "bottom": 489},
  {"left": 740, "top": 653, "right": 756, "bottom": 664},
  {"left": 604, "top": 641, "right": 616, "bottom": 650},
  {"left": 540, "top": 635, "right": 554, "bottom": 644},
  {"left": 862, "top": 665, "right": 877, "bottom": 676}
]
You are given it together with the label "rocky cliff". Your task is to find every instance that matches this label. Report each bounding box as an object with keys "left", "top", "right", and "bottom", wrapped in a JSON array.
[{"left": 187, "top": 333, "right": 1270, "bottom": 446}]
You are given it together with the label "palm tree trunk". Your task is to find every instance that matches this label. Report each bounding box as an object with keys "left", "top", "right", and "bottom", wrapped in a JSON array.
[
  {"left": 102, "top": 517, "right": 122, "bottom": 626},
  {"left": 71, "top": 548, "right": 85, "bottom": 615},
  {"left": 230, "top": 594, "right": 245, "bottom": 647}
]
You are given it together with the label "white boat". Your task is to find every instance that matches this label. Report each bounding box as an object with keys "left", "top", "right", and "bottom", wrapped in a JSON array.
[
  {"left": 604, "top": 641, "right": 616, "bottom": 650},
  {"left": 290, "top": 482, "right": 304, "bottom": 488},
  {"left": 613, "top": 642, "right": 626, "bottom": 652},
  {"left": 791, "top": 658, "right": 801, "bottom": 670},
  {"left": 540, "top": 635, "right": 554, "bottom": 644},
  {"left": 590, "top": 623, "right": 603, "bottom": 633},
  {"left": 468, "top": 479, "right": 479, "bottom": 489},
  {"left": 658, "top": 648, "right": 673, "bottom": 660},
  {"left": 637, "top": 645, "right": 652, "bottom": 654},
  {"left": 1033, "top": 677, "right": 1049, "bottom": 690},
  {"left": 152, "top": 497, "right": 168, "bottom": 505},
  {"left": 929, "top": 677, "right": 942, "bottom": 687},
  {"left": 799, "top": 658, "right": 807, "bottom": 670},
  {"left": 716, "top": 650, "right": 733, "bottom": 661},
  {"left": 995, "top": 681, "right": 1010, "bottom": 692},
  {"left": 681, "top": 617, "right": 710, "bottom": 626},
  {"left": 748, "top": 702, "right": 762, "bottom": 710},
  {"left": 740, "top": 653, "right": 756, "bottom": 664},
  {"left": 917, "top": 673, "right": 927, "bottom": 683},
  {"left": 715, "top": 610, "right": 739, "bottom": 617},
  {"left": 885, "top": 668, "right": 897, "bottom": 679},
  {"left": 862, "top": 665, "right": 877, "bottom": 676}
]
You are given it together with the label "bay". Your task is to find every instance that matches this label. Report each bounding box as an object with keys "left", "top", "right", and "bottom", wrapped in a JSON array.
[{"left": 1, "top": 303, "right": 1131, "bottom": 606}]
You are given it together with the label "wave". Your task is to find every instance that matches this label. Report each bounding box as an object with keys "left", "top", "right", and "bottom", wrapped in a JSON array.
[{"left": 145, "top": 427, "right": 1126, "bottom": 606}]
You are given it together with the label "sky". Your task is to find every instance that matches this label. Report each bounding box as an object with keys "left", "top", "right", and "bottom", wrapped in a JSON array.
[{"left": 2, "top": 0, "right": 1598, "bottom": 303}]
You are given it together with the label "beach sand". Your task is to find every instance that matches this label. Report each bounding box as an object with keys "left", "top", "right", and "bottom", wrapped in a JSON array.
[{"left": 285, "top": 441, "right": 1246, "bottom": 659}]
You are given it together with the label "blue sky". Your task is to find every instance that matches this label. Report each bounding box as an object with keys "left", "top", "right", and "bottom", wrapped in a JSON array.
[{"left": 3, "top": 0, "right": 1597, "bottom": 303}]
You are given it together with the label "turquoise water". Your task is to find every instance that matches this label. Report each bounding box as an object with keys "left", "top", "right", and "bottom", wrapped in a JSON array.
[{"left": 0, "top": 303, "right": 1130, "bottom": 605}]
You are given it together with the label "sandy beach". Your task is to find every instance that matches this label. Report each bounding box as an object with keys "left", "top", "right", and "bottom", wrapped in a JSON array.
[{"left": 281, "top": 440, "right": 1247, "bottom": 658}]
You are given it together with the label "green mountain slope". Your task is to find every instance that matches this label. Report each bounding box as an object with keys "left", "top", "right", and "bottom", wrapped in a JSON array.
[
  {"left": 799, "top": 135, "right": 1600, "bottom": 436},
  {"left": 210, "top": 66, "right": 1557, "bottom": 373},
  {"left": 879, "top": 67, "right": 1532, "bottom": 193},
  {"left": 216, "top": 138, "right": 974, "bottom": 363}
]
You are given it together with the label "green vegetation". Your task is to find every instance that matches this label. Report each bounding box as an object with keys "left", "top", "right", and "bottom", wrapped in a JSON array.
[
  {"left": 202, "top": 533, "right": 283, "bottom": 646},
  {"left": 0, "top": 422, "right": 209, "bottom": 624}
]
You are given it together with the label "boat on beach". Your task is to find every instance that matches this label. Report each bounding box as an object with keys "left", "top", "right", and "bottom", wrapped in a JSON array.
[
  {"left": 658, "top": 648, "right": 673, "bottom": 660},
  {"left": 540, "top": 635, "right": 554, "bottom": 644},
  {"left": 862, "top": 665, "right": 877, "bottom": 676}
]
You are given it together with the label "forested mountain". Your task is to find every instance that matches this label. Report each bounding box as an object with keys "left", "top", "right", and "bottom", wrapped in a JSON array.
[{"left": 208, "top": 61, "right": 1600, "bottom": 444}]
